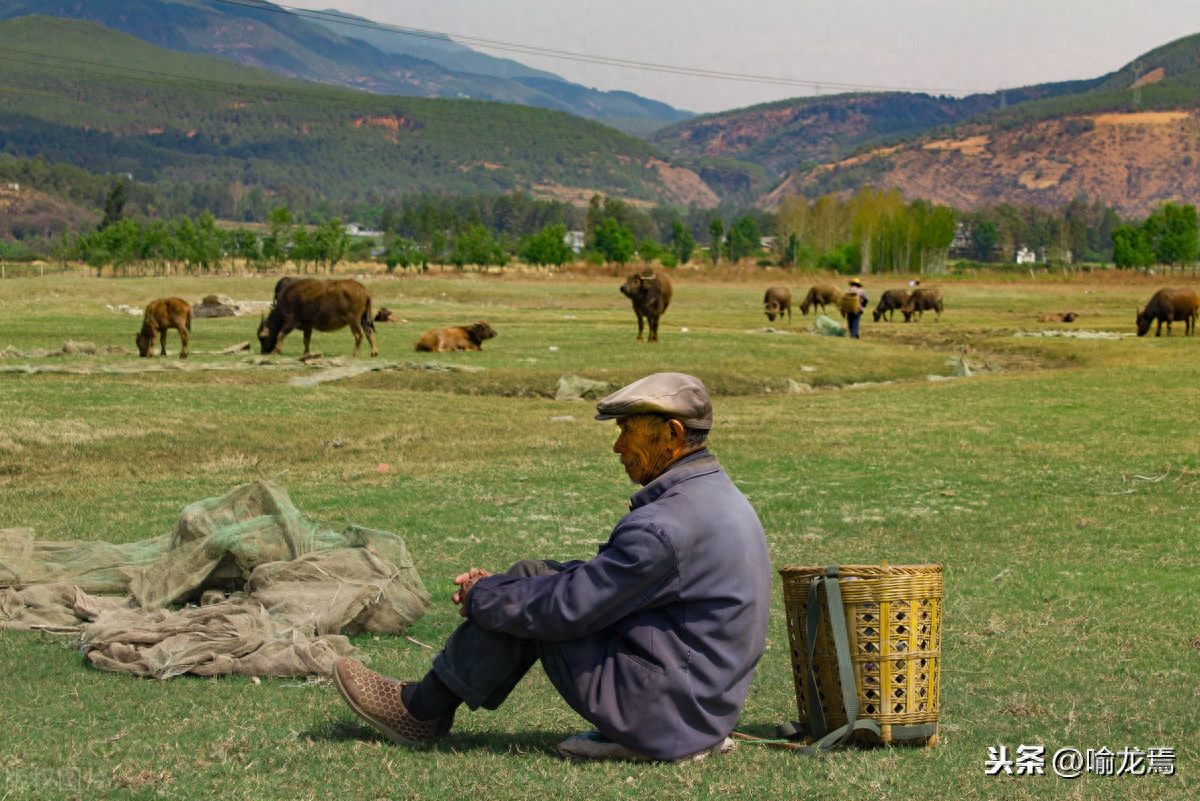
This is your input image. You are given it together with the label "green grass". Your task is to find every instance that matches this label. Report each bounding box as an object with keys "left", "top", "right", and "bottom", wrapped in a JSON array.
[{"left": 1, "top": 271, "right": 1197, "bottom": 799}]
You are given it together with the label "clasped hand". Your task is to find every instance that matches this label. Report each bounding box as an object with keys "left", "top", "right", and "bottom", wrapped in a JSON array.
[{"left": 452, "top": 567, "right": 493, "bottom": 617}]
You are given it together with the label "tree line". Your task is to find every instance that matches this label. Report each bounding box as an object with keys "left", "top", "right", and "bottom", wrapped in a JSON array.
[{"left": 28, "top": 173, "right": 1200, "bottom": 275}]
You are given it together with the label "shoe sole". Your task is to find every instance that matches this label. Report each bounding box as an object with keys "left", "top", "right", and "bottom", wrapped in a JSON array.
[{"left": 558, "top": 734, "right": 735, "bottom": 763}]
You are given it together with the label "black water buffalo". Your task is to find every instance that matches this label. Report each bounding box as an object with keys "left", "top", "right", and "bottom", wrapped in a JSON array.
[
  {"left": 763, "top": 287, "right": 792, "bottom": 323},
  {"left": 620, "top": 269, "right": 673, "bottom": 342},
  {"left": 902, "top": 287, "right": 944, "bottom": 322},
  {"left": 415, "top": 320, "right": 497, "bottom": 352},
  {"left": 1136, "top": 287, "right": 1200, "bottom": 337},
  {"left": 136, "top": 297, "right": 191, "bottom": 358},
  {"left": 258, "top": 278, "right": 377, "bottom": 357},
  {"left": 872, "top": 289, "right": 912, "bottom": 322},
  {"left": 798, "top": 285, "right": 841, "bottom": 315}
]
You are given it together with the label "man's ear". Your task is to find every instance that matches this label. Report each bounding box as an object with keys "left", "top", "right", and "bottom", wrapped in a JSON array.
[{"left": 667, "top": 418, "right": 687, "bottom": 444}]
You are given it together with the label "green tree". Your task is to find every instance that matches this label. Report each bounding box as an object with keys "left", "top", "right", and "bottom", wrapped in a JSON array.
[
  {"left": 230, "top": 227, "right": 262, "bottom": 269},
  {"left": 1148, "top": 202, "right": 1198, "bottom": 268},
  {"left": 778, "top": 233, "right": 805, "bottom": 268},
  {"left": 816, "top": 242, "right": 862, "bottom": 275},
  {"left": 970, "top": 220, "right": 1000, "bottom": 262},
  {"left": 98, "top": 179, "right": 127, "bottom": 231},
  {"left": 916, "top": 203, "right": 956, "bottom": 273},
  {"left": 451, "top": 224, "right": 505, "bottom": 268},
  {"left": 593, "top": 218, "right": 636, "bottom": 265},
  {"left": 728, "top": 215, "right": 761, "bottom": 262},
  {"left": 638, "top": 237, "right": 662, "bottom": 262},
  {"left": 290, "top": 226, "right": 313, "bottom": 272},
  {"left": 670, "top": 220, "right": 695, "bottom": 265},
  {"left": 1111, "top": 224, "right": 1154, "bottom": 269},
  {"left": 262, "top": 206, "right": 293, "bottom": 267},
  {"left": 519, "top": 224, "right": 572, "bottom": 267},
  {"left": 312, "top": 218, "right": 350, "bottom": 271},
  {"left": 179, "top": 213, "right": 224, "bottom": 274},
  {"left": 708, "top": 219, "right": 724, "bottom": 264}
]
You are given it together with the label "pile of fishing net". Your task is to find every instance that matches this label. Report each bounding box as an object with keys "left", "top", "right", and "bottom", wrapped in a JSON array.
[{"left": 0, "top": 480, "right": 429, "bottom": 679}]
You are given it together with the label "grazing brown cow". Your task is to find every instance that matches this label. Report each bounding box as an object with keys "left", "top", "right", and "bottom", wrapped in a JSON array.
[
  {"left": 763, "top": 287, "right": 792, "bottom": 323},
  {"left": 902, "top": 287, "right": 944, "bottom": 322},
  {"left": 1136, "top": 287, "right": 1200, "bottom": 337},
  {"left": 258, "top": 277, "right": 377, "bottom": 357},
  {"left": 620, "top": 269, "right": 673, "bottom": 342},
  {"left": 136, "top": 297, "right": 191, "bottom": 358},
  {"left": 798, "top": 285, "right": 841, "bottom": 315},
  {"left": 414, "top": 320, "right": 497, "bottom": 352},
  {"left": 872, "top": 289, "right": 912, "bottom": 322}
]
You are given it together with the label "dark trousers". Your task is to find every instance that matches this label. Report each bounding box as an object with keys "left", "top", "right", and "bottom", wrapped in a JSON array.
[
  {"left": 431, "top": 560, "right": 577, "bottom": 711},
  {"left": 847, "top": 312, "right": 862, "bottom": 339}
]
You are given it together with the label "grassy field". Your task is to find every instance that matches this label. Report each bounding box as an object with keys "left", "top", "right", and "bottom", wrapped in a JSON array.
[{"left": 0, "top": 267, "right": 1197, "bottom": 799}]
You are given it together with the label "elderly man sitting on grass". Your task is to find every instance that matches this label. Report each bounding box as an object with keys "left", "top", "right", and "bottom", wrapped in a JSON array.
[{"left": 331, "top": 372, "right": 772, "bottom": 762}]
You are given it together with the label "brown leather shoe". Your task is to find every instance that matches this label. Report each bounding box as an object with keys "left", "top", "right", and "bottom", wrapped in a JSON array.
[{"left": 332, "top": 658, "right": 451, "bottom": 745}]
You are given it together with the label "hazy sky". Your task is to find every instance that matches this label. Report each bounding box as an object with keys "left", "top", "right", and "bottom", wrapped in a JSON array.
[{"left": 284, "top": 1, "right": 1200, "bottom": 113}]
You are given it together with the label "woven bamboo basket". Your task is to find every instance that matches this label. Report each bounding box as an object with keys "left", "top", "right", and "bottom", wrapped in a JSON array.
[
  {"left": 780, "top": 563, "right": 942, "bottom": 746},
  {"left": 839, "top": 293, "right": 861, "bottom": 316}
]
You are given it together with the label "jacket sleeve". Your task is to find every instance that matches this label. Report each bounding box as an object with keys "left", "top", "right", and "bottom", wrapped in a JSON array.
[{"left": 465, "top": 520, "right": 678, "bottom": 641}]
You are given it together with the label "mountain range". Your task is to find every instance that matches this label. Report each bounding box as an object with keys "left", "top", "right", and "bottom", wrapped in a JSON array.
[
  {"left": 0, "top": 0, "right": 693, "bottom": 135},
  {"left": 1, "top": 1, "right": 1199, "bottom": 219},
  {"left": 654, "top": 32, "right": 1200, "bottom": 216}
]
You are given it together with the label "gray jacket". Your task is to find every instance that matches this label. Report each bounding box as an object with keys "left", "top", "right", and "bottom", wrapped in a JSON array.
[{"left": 466, "top": 450, "right": 772, "bottom": 760}]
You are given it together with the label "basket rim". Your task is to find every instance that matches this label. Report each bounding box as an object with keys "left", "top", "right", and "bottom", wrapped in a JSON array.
[{"left": 779, "top": 563, "right": 942, "bottom": 576}]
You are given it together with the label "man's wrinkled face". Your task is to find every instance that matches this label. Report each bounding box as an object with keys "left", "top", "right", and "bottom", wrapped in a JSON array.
[{"left": 613, "top": 415, "right": 675, "bottom": 485}]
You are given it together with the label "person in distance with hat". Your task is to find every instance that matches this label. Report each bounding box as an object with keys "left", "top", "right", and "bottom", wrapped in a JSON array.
[
  {"left": 846, "top": 278, "right": 868, "bottom": 339},
  {"left": 330, "top": 372, "right": 772, "bottom": 762}
]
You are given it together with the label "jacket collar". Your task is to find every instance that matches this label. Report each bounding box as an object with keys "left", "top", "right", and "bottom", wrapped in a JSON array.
[{"left": 628, "top": 449, "right": 718, "bottom": 510}]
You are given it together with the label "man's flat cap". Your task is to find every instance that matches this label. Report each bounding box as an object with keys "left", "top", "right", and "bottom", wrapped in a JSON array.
[{"left": 594, "top": 372, "right": 713, "bottom": 429}]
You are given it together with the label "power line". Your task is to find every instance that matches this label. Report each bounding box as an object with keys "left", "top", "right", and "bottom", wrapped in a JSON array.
[{"left": 211, "top": 0, "right": 981, "bottom": 98}]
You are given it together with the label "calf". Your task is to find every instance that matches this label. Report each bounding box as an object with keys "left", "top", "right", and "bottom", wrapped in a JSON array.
[
  {"left": 763, "top": 287, "right": 792, "bottom": 323},
  {"left": 136, "top": 297, "right": 191, "bottom": 358},
  {"left": 415, "top": 320, "right": 497, "bottom": 352}
]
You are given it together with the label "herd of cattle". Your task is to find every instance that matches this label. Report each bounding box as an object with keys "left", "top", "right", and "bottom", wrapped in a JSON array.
[
  {"left": 761, "top": 283, "right": 944, "bottom": 324},
  {"left": 131, "top": 272, "right": 1200, "bottom": 359}
]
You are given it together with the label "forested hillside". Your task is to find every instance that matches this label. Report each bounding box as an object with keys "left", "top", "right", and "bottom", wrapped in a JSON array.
[
  {"left": 0, "top": 17, "right": 708, "bottom": 214},
  {"left": 0, "top": 0, "right": 691, "bottom": 133}
]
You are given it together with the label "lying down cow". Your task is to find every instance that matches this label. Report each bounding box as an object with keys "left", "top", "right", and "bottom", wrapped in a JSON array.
[
  {"left": 414, "top": 320, "right": 497, "bottom": 352},
  {"left": 136, "top": 297, "right": 191, "bottom": 358}
]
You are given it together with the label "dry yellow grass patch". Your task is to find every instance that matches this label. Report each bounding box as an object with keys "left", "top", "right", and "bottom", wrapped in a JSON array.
[
  {"left": 921, "top": 135, "right": 990, "bottom": 156},
  {"left": 1092, "top": 111, "right": 1191, "bottom": 126}
]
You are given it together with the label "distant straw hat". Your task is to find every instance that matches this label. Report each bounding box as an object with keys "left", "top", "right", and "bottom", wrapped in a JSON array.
[{"left": 849, "top": 279, "right": 863, "bottom": 287}]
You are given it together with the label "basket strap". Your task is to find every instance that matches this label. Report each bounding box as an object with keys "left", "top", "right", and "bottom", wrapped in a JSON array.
[
  {"left": 803, "top": 575, "right": 828, "bottom": 738},
  {"left": 794, "top": 566, "right": 882, "bottom": 754}
]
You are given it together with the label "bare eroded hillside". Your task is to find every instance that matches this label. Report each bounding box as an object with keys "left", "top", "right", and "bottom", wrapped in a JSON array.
[{"left": 766, "top": 112, "right": 1200, "bottom": 217}]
